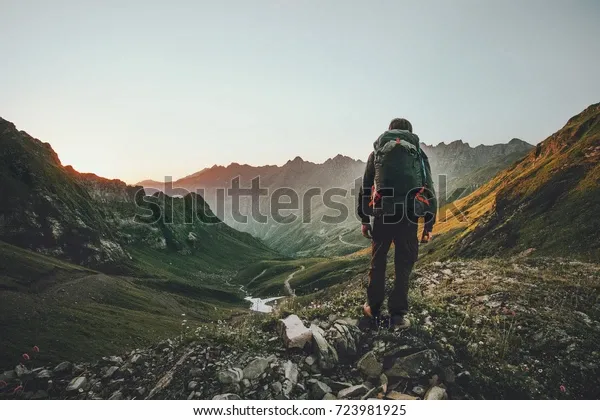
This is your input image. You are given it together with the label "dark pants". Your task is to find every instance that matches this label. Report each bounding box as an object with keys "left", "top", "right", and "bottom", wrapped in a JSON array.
[{"left": 367, "top": 214, "right": 418, "bottom": 317}]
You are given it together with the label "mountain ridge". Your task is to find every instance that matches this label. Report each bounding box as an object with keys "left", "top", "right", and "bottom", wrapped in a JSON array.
[{"left": 429, "top": 102, "right": 600, "bottom": 261}]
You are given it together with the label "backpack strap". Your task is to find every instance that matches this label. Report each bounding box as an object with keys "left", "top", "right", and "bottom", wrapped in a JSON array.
[{"left": 419, "top": 151, "right": 428, "bottom": 187}]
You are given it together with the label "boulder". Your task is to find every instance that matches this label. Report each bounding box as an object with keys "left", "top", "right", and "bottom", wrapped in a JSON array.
[
  {"left": 278, "top": 315, "right": 312, "bottom": 349},
  {"left": 384, "top": 349, "right": 440, "bottom": 379},
  {"left": 310, "top": 324, "right": 338, "bottom": 371},
  {"left": 309, "top": 379, "right": 332, "bottom": 399},
  {"left": 328, "top": 322, "right": 360, "bottom": 359},
  {"left": 53, "top": 361, "right": 73, "bottom": 375},
  {"left": 357, "top": 351, "right": 382, "bottom": 378},
  {"left": 425, "top": 386, "right": 448, "bottom": 400},
  {"left": 243, "top": 356, "right": 275, "bottom": 380},
  {"left": 218, "top": 368, "right": 244, "bottom": 384}
]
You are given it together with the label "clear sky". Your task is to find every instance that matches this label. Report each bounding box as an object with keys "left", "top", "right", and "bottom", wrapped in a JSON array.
[{"left": 2, "top": 0, "right": 599, "bottom": 183}]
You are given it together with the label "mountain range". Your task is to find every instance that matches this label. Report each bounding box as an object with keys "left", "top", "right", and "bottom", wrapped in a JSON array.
[{"left": 139, "top": 138, "right": 533, "bottom": 256}]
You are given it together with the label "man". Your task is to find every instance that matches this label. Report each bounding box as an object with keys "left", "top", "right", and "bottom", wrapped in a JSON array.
[{"left": 357, "top": 118, "right": 436, "bottom": 329}]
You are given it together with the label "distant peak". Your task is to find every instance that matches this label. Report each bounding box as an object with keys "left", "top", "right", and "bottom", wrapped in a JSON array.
[
  {"left": 509, "top": 138, "right": 529, "bottom": 145},
  {"left": 448, "top": 139, "right": 465, "bottom": 146},
  {"left": 324, "top": 154, "right": 357, "bottom": 165},
  {"left": 286, "top": 156, "right": 305, "bottom": 165}
]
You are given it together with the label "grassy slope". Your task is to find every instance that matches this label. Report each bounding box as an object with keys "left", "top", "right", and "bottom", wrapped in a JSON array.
[
  {"left": 454, "top": 103, "right": 600, "bottom": 260},
  {"left": 272, "top": 254, "right": 600, "bottom": 399},
  {"left": 0, "top": 240, "right": 249, "bottom": 367},
  {"left": 443, "top": 149, "right": 533, "bottom": 204},
  {"left": 416, "top": 103, "right": 600, "bottom": 263}
]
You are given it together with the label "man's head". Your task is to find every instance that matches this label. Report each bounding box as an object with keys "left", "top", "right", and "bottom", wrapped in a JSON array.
[{"left": 389, "top": 118, "right": 413, "bottom": 133}]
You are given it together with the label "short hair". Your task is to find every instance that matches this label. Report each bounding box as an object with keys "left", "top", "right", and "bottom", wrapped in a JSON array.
[{"left": 389, "top": 118, "right": 413, "bottom": 132}]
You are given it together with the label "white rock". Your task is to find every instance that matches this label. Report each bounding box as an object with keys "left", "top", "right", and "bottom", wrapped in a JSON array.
[
  {"left": 284, "top": 360, "right": 299, "bottom": 384},
  {"left": 213, "top": 393, "right": 240, "bottom": 400},
  {"left": 66, "top": 376, "right": 88, "bottom": 393},
  {"left": 425, "top": 386, "right": 448, "bottom": 400},
  {"left": 278, "top": 315, "right": 313, "bottom": 349}
]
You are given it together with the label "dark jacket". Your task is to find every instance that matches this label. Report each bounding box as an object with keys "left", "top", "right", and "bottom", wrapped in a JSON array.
[{"left": 357, "top": 150, "right": 437, "bottom": 232}]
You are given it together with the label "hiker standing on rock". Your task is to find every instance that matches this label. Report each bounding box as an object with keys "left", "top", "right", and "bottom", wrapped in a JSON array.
[{"left": 357, "top": 118, "right": 437, "bottom": 329}]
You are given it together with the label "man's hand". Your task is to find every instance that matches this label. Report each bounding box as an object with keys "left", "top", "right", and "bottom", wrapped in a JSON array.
[
  {"left": 420, "top": 230, "right": 432, "bottom": 244},
  {"left": 361, "top": 223, "right": 372, "bottom": 239}
]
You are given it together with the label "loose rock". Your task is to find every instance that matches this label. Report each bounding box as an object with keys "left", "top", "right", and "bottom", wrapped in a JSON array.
[
  {"left": 243, "top": 357, "right": 274, "bottom": 380},
  {"left": 425, "top": 386, "right": 448, "bottom": 400},
  {"left": 309, "top": 379, "right": 332, "bottom": 399},
  {"left": 218, "top": 368, "right": 243, "bottom": 384},
  {"left": 385, "top": 349, "right": 440, "bottom": 379},
  {"left": 66, "top": 377, "right": 89, "bottom": 393},
  {"left": 213, "top": 393, "right": 240, "bottom": 400},
  {"left": 278, "top": 315, "right": 313, "bottom": 349},
  {"left": 386, "top": 391, "right": 418, "bottom": 400},
  {"left": 357, "top": 351, "right": 383, "bottom": 378},
  {"left": 338, "top": 385, "right": 369, "bottom": 399}
]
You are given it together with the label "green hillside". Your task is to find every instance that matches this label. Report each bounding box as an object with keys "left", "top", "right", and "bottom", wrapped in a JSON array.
[{"left": 0, "top": 117, "right": 278, "bottom": 367}]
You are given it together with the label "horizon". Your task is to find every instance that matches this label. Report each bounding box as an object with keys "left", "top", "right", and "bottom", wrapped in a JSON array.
[
  {"left": 2, "top": 1, "right": 599, "bottom": 183},
  {"left": 0, "top": 104, "right": 580, "bottom": 185}
]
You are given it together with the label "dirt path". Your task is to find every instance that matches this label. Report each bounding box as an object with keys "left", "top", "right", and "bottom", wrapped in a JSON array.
[
  {"left": 284, "top": 265, "right": 305, "bottom": 297},
  {"left": 245, "top": 269, "right": 267, "bottom": 288},
  {"left": 338, "top": 234, "right": 365, "bottom": 248}
]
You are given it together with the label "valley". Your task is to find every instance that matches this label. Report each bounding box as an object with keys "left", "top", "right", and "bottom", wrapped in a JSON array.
[{"left": 0, "top": 103, "right": 599, "bottom": 400}]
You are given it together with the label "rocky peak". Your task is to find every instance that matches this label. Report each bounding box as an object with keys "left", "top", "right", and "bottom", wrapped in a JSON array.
[{"left": 286, "top": 156, "right": 305, "bottom": 165}]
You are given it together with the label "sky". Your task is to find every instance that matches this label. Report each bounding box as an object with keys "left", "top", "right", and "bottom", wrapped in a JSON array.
[{"left": 1, "top": 1, "right": 599, "bottom": 183}]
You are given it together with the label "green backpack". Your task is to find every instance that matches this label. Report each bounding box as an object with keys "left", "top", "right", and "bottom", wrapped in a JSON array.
[{"left": 371, "top": 129, "right": 433, "bottom": 216}]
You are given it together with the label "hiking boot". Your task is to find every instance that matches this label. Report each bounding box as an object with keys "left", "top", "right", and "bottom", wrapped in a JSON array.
[{"left": 390, "top": 315, "right": 411, "bottom": 330}]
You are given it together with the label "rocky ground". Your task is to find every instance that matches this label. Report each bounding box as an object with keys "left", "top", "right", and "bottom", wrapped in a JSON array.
[
  {"left": 0, "top": 312, "right": 458, "bottom": 400},
  {"left": 1, "top": 257, "right": 598, "bottom": 400}
]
